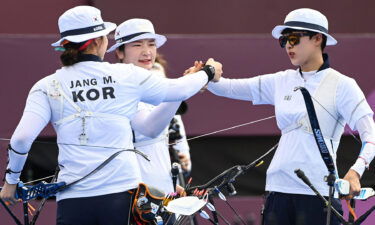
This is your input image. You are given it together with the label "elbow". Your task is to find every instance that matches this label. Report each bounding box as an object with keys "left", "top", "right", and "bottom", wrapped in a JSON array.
[
  {"left": 137, "top": 127, "right": 163, "bottom": 139},
  {"left": 10, "top": 135, "right": 32, "bottom": 154},
  {"left": 179, "top": 91, "right": 192, "bottom": 101},
  {"left": 145, "top": 130, "right": 163, "bottom": 139}
]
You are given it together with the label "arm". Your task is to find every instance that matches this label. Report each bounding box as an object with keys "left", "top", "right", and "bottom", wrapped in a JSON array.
[
  {"left": 131, "top": 101, "right": 181, "bottom": 138},
  {"left": 0, "top": 112, "right": 49, "bottom": 204},
  {"left": 140, "top": 58, "right": 222, "bottom": 104},
  {"left": 0, "top": 84, "right": 51, "bottom": 204},
  {"left": 343, "top": 115, "right": 375, "bottom": 196},
  {"left": 207, "top": 77, "right": 254, "bottom": 101},
  {"left": 207, "top": 71, "right": 280, "bottom": 105},
  {"left": 162, "top": 71, "right": 209, "bottom": 101}
]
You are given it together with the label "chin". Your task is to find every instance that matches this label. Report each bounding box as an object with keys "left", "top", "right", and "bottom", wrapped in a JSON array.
[
  {"left": 135, "top": 63, "right": 152, "bottom": 70},
  {"left": 290, "top": 59, "right": 301, "bottom": 67}
]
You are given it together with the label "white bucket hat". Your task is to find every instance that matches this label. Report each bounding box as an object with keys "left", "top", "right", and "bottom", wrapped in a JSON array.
[
  {"left": 271, "top": 8, "right": 337, "bottom": 46},
  {"left": 51, "top": 6, "right": 116, "bottom": 47},
  {"left": 107, "top": 18, "right": 167, "bottom": 53}
]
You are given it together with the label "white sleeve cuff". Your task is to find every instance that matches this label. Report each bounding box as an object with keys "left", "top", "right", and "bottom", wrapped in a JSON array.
[
  {"left": 5, "top": 150, "right": 28, "bottom": 184},
  {"left": 5, "top": 172, "right": 21, "bottom": 185},
  {"left": 350, "top": 158, "right": 366, "bottom": 177}
]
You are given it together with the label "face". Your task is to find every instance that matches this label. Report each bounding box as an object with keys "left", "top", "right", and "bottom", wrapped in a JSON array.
[
  {"left": 280, "top": 31, "right": 321, "bottom": 67},
  {"left": 117, "top": 39, "right": 157, "bottom": 70}
]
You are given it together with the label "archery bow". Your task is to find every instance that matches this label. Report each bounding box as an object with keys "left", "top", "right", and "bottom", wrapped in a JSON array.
[
  {"left": 0, "top": 148, "right": 149, "bottom": 225},
  {"left": 295, "top": 86, "right": 375, "bottom": 225}
]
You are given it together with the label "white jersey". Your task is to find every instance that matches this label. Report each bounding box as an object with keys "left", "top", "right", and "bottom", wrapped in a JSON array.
[
  {"left": 134, "top": 102, "right": 174, "bottom": 194},
  {"left": 24, "top": 59, "right": 169, "bottom": 201},
  {"left": 209, "top": 64, "right": 373, "bottom": 196}
]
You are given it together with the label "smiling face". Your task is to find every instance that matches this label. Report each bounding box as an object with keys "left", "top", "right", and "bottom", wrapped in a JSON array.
[{"left": 116, "top": 39, "right": 157, "bottom": 70}]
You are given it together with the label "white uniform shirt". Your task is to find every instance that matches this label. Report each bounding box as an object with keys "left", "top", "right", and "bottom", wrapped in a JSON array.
[
  {"left": 209, "top": 65, "right": 373, "bottom": 196},
  {"left": 24, "top": 59, "right": 169, "bottom": 201},
  {"left": 134, "top": 102, "right": 174, "bottom": 194}
]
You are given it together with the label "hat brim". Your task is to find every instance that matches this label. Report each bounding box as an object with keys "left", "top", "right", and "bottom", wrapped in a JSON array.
[
  {"left": 51, "top": 22, "right": 117, "bottom": 47},
  {"left": 271, "top": 25, "right": 337, "bottom": 46},
  {"left": 107, "top": 33, "right": 167, "bottom": 53}
]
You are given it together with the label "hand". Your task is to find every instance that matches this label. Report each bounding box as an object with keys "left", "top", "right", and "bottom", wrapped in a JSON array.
[
  {"left": 176, "top": 184, "right": 186, "bottom": 197},
  {"left": 183, "top": 61, "right": 204, "bottom": 75},
  {"left": 178, "top": 152, "right": 192, "bottom": 172},
  {"left": 0, "top": 181, "right": 18, "bottom": 206},
  {"left": 205, "top": 58, "right": 222, "bottom": 82},
  {"left": 343, "top": 169, "right": 361, "bottom": 199}
]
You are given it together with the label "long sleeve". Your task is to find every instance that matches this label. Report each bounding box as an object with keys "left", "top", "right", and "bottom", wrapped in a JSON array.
[
  {"left": 131, "top": 101, "right": 181, "bottom": 138},
  {"left": 350, "top": 115, "right": 375, "bottom": 176},
  {"left": 207, "top": 77, "right": 254, "bottom": 101},
  {"left": 162, "top": 71, "right": 208, "bottom": 102},
  {"left": 6, "top": 112, "right": 49, "bottom": 184}
]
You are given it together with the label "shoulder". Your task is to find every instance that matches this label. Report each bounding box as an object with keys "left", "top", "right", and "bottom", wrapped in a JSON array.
[
  {"left": 259, "top": 69, "right": 297, "bottom": 81},
  {"left": 328, "top": 68, "right": 366, "bottom": 100},
  {"left": 329, "top": 68, "right": 359, "bottom": 89},
  {"left": 30, "top": 74, "right": 56, "bottom": 92}
]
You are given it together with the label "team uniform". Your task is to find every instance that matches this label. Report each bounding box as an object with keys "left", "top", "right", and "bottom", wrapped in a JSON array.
[
  {"left": 208, "top": 54, "right": 375, "bottom": 224},
  {"left": 133, "top": 69, "right": 192, "bottom": 195},
  {"left": 5, "top": 55, "right": 210, "bottom": 224},
  {"left": 134, "top": 101, "right": 175, "bottom": 194}
]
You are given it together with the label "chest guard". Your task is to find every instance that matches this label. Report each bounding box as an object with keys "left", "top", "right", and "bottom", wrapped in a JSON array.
[{"left": 282, "top": 69, "right": 345, "bottom": 142}]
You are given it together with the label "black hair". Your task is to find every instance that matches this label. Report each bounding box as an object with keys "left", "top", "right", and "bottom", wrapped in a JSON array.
[
  {"left": 60, "top": 42, "right": 85, "bottom": 66},
  {"left": 281, "top": 28, "right": 327, "bottom": 51}
]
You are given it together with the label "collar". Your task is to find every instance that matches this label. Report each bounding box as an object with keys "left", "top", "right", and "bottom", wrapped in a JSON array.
[
  {"left": 77, "top": 54, "right": 103, "bottom": 63},
  {"left": 298, "top": 53, "right": 330, "bottom": 75}
]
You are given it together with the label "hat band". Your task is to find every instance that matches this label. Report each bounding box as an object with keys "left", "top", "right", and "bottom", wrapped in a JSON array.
[
  {"left": 284, "top": 21, "right": 328, "bottom": 34},
  {"left": 60, "top": 24, "right": 106, "bottom": 38},
  {"left": 116, "top": 32, "right": 149, "bottom": 43}
]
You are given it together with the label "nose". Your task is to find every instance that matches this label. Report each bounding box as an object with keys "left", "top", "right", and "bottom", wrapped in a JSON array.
[
  {"left": 141, "top": 45, "right": 152, "bottom": 56},
  {"left": 286, "top": 41, "right": 293, "bottom": 49}
]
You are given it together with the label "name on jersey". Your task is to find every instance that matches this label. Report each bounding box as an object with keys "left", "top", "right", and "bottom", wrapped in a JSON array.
[{"left": 70, "top": 76, "right": 116, "bottom": 102}]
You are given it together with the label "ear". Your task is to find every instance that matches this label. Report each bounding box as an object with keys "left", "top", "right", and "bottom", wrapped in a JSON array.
[
  {"left": 93, "top": 37, "right": 102, "bottom": 46},
  {"left": 313, "top": 33, "right": 323, "bottom": 47},
  {"left": 115, "top": 48, "right": 125, "bottom": 62}
]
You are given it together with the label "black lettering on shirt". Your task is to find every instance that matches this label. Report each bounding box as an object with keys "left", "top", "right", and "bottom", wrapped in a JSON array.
[
  {"left": 72, "top": 87, "right": 116, "bottom": 102},
  {"left": 103, "top": 87, "right": 115, "bottom": 99},
  {"left": 103, "top": 76, "right": 114, "bottom": 84},
  {"left": 72, "top": 90, "right": 85, "bottom": 102}
]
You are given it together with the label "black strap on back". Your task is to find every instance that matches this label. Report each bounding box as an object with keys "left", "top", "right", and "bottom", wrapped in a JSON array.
[{"left": 295, "top": 87, "right": 336, "bottom": 174}]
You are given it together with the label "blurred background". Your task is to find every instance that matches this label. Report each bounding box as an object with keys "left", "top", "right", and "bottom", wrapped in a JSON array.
[{"left": 1, "top": 0, "right": 375, "bottom": 224}]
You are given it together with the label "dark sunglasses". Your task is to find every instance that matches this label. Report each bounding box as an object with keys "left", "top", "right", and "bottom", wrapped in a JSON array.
[{"left": 278, "top": 32, "right": 311, "bottom": 48}]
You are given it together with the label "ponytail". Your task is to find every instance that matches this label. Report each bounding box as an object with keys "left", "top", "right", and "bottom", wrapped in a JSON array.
[{"left": 59, "top": 39, "right": 94, "bottom": 66}]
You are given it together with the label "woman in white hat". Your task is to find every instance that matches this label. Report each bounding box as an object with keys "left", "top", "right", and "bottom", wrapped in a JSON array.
[
  {"left": 107, "top": 18, "right": 192, "bottom": 199},
  {"left": 0, "top": 6, "right": 222, "bottom": 225},
  {"left": 205, "top": 8, "right": 375, "bottom": 225}
]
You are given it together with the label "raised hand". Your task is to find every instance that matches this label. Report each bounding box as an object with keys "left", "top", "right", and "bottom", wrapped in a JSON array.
[
  {"left": 183, "top": 60, "right": 204, "bottom": 75},
  {"left": 205, "top": 58, "right": 223, "bottom": 82}
]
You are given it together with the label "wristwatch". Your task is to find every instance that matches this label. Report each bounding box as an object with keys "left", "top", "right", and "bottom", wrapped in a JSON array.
[{"left": 201, "top": 65, "right": 215, "bottom": 81}]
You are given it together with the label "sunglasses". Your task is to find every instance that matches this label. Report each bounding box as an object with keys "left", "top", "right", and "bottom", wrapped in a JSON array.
[{"left": 278, "top": 32, "right": 311, "bottom": 48}]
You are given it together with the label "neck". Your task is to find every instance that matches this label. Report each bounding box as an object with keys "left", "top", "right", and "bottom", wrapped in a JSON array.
[{"left": 300, "top": 52, "right": 324, "bottom": 72}]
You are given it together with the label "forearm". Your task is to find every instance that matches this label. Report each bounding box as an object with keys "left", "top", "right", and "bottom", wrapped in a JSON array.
[
  {"left": 6, "top": 112, "right": 48, "bottom": 184},
  {"left": 131, "top": 102, "right": 181, "bottom": 138},
  {"left": 350, "top": 115, "right": 375, "bottom": 176},
  {"left": 163, "top": 71, "right": 208, "bottom": 102},
  {"left": 207, "top": 77, "right": 253, "bottom": 101}
]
